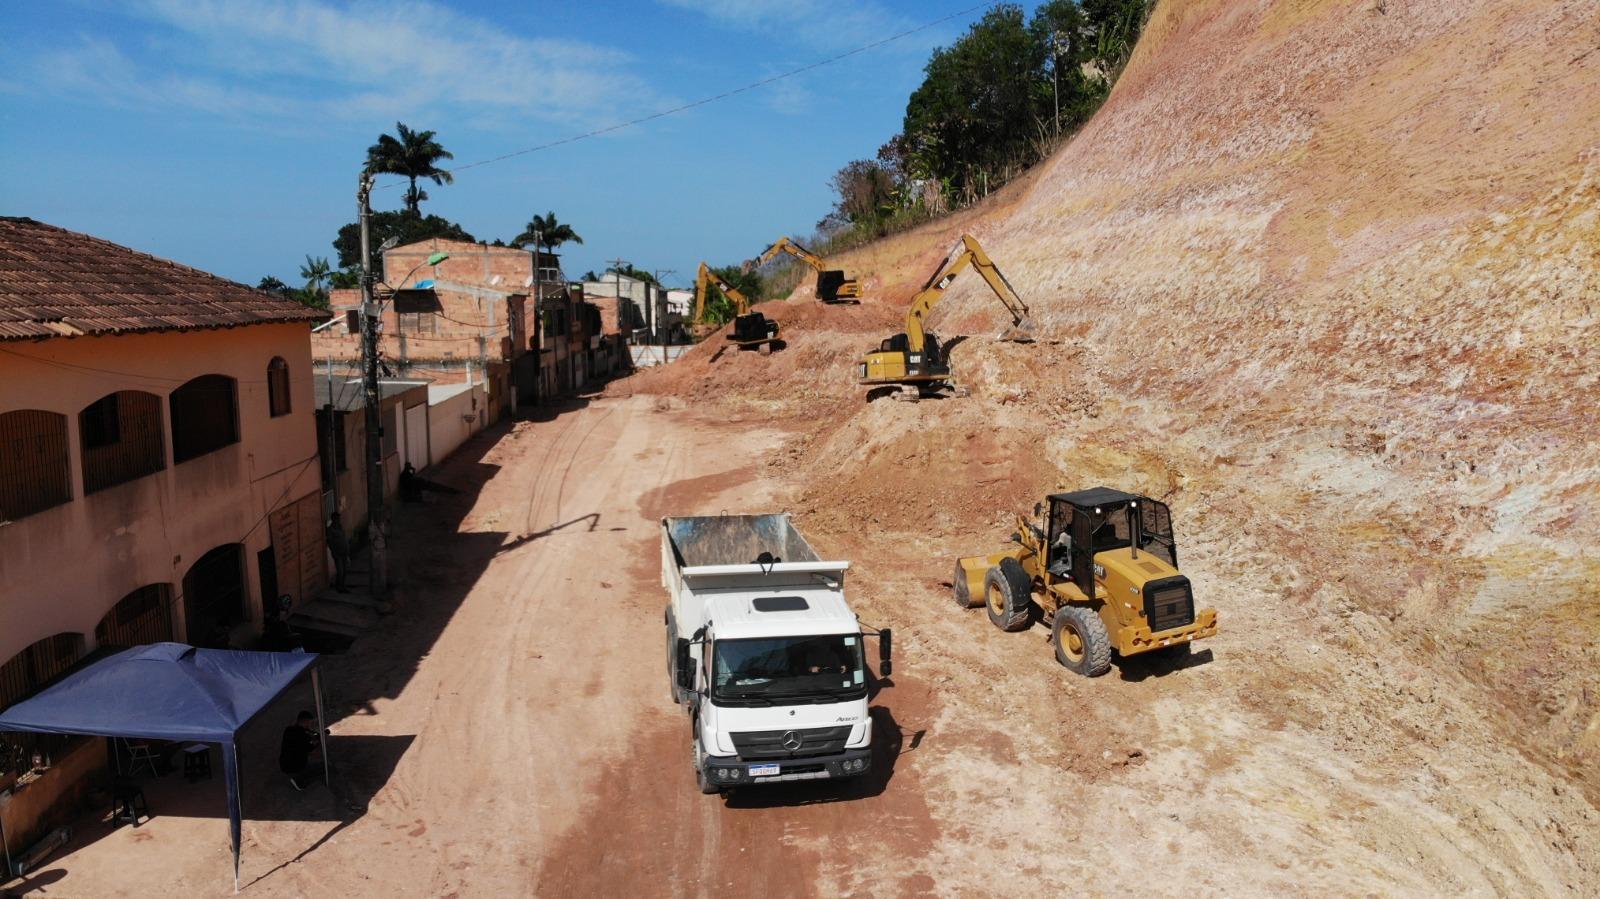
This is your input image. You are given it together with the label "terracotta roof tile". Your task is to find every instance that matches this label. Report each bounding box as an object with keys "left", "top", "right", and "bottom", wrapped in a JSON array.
[{"left": 0, "top": 217, "right": 325, "bottom": 341}]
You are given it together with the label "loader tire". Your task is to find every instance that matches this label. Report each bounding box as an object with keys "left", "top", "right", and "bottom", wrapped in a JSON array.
[
  {"left": 953, "top": 561, "right": 981, "bottom": 609},
  {"left": 984, "top": 557, "right": 1033, "bottom": 632},
  {"left": 1053, "top": 606, "right": 1112, "bottom": 677}
]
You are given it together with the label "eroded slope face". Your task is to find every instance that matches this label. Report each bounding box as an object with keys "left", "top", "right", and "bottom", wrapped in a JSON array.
[{"left": 630, "top": 0, "right": 1599, "bottom": 892}]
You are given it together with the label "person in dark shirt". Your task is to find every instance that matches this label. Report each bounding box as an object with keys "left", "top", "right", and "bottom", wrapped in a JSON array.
[
  {"left": 279, "top": 711, "right": 321, "bottom": 791},
  {"left": 326, "top": 514, "right": 350, "bottom": 593}
]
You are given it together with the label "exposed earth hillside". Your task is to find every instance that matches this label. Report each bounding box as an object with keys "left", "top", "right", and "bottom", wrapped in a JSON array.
[{"left": 626, "top": 0, "right": 1600, "bottom": 892}]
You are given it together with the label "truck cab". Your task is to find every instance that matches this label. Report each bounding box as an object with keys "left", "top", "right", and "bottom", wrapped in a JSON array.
[{"left": 662, "top": 515, "right": 889, "bottom": 794}]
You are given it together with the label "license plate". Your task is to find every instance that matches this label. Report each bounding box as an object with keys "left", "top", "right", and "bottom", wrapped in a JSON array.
[{"left": 749, "top": 764, "right": 780, "bottom": 777}]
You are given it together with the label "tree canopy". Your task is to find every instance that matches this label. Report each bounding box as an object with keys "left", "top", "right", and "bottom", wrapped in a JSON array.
[
  {"left": 364, "top": 122, "right": 454, "bottom": 214},
  {"left": 332, "top": 212, "right": 476, "bottom": 270},
  {"left": 513, "top": 211, "right": 583, "bottom": 250},
  {"left": 817, "top": 1, "right": 1150, "bottom": 243}
]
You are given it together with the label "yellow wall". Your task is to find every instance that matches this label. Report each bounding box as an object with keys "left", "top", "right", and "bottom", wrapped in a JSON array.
[{"left": 0, "top": 323, "right": 322, "bottom": 664}]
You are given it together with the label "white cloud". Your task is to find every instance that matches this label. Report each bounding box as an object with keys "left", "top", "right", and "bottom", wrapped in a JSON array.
[
  {"left": 659, "top": 0, "right": 914, "bottom": 51},
  {"left": 15, "top": 0, "right": 667, "bottom": 129}
]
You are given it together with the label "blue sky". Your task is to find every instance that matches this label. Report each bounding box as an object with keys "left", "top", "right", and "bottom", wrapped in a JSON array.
[{"left": 0, "top": 0, "right": 987, "bottom": 289}]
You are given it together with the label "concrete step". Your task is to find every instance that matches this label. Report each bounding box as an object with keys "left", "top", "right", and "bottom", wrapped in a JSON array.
[
  {"left": 290, "top": 599, "right": 381, "bottom": 631},
  {"left": 314, "top": 590, "right": 390, "bottom": 614},
  {"left": 286, "top": 614, "right": 363, "bottom": 639}
]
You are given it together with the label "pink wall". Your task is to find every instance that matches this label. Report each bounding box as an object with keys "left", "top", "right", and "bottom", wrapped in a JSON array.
[{"left": 0, "top": 322, "right": 322, "bottom": 664}]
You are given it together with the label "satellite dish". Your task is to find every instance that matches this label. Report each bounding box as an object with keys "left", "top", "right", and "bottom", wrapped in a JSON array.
[
  {"left": 379, "top": 236, "right": 401, "bottom": 252},
  {"left": 523, "top": 276, "right": 534, "bottom": 287},
  {"left": 489, "top": 275, "right": 503, "bottom": 286},
  {"left": 413, "top": 279, "right": 436, "bottom": 289}
]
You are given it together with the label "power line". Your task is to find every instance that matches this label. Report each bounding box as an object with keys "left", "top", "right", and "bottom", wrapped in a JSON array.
[{"left": 376, "top": 3, "right": 986, "bottom": 189}]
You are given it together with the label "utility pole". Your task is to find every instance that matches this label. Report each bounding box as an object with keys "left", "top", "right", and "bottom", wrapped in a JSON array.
[
  {"left": 529, "top": 230, "right": 542, "bottom": 407},
  {"left": 654, "top": 268, "right": 675, "bottom": 364},
  {"left": 357, "top": 173, "right": 387, "bottom": 598},
  {"left": 608, "top": 257, "right": 633, "bottom": 363}
]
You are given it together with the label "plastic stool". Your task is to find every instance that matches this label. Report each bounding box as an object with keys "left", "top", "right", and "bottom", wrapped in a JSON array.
[
  {"left": 182, "top": 743, "right": 212, "bottom": 782},
  {"left": 111, "top": 776, "right": 150, "bottom": 828}
]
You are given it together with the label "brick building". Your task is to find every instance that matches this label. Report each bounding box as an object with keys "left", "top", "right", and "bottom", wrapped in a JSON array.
[{"left": 310, "top": 239, "right": 622, "bottom": 410}]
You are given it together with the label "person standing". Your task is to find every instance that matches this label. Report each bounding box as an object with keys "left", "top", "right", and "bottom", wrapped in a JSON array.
[
  {"left": 278, "top": 711, "right": 321, "bottom": 791},
  {"left": 326, "top": 513, "right": 349, "bottom": 593}
]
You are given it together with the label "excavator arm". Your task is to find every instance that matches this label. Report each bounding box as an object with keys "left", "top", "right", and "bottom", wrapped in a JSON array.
[
  {"left": 695, "top": 261, "right": 752, "bottom": 324},
  {"left": 903, "top": 235, "right": 1030, "bottom": 353},
  {"left": 756, "top": 236, "right": 827, "bottom": 272}
]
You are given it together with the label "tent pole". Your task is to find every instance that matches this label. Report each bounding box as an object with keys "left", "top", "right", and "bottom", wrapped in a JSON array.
[
  {"left": 223, "top": 740, "right": 242, "bottom": 894},
  {"left": 312, "top": 668, "right": 330, "bottom": 787}
]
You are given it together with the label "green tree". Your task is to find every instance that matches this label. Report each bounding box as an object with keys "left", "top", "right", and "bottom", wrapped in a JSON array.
[
  {"left": 512, "top": 211, "right": 584, "bottom": 250},
  {"left": 605, "top": 263, "right": 658, "bottom": 286},
  {"left": 333, "top": 212, "right": 476, "bottom": 270},
  {"left": 299, "top": 255, "right": 332, "bottom": 294},
  {"left": 364, "top": 122, "right": 455, "bottom": 214},
  {"left": 903, "top": 4, "right": 1050, "bottom": 204},
  {"left": 256, "top": 275, "right": 291, "bottom": 293}
]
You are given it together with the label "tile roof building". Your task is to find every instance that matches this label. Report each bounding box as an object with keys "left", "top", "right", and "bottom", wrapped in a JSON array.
[{"left": 0, "top": 216, "right": 323, "bottom": 340}]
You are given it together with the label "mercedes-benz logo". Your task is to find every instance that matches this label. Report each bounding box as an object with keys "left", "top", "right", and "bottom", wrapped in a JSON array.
[{"left": 780, "top": 731, "right": 803, "bottom": 752}]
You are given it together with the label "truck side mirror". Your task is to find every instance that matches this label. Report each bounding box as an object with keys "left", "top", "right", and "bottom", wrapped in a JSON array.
[
  {"left": 674, "top": 639, "right": 693, "bottom": 692},
  {"left": 1033, "top": 502, "right": 1043, "bottom": 517},
  {"left": 878, "top": 628, "right": 892, "bottom": 677}
]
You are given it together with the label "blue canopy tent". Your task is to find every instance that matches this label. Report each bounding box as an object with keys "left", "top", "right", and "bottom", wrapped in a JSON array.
[{"left": 0, "top": 643, "right": 328, "bottom": 891}]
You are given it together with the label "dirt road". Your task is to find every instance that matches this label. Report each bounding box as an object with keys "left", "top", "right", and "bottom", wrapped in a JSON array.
[{"left": 5, "top": 395, "right": 939, "bottom": 897}]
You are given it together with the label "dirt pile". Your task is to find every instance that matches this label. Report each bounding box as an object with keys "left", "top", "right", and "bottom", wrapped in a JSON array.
[{"left": 627, "top": 0, "right": 1599, "bottom": 891}]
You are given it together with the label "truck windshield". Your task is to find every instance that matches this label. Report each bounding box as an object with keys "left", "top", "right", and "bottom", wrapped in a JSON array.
[{"left": 712, "top": 635, "right": 866, "bottom": 703}]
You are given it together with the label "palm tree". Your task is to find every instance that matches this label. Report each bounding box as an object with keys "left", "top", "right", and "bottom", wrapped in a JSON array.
[
  {"left": 364, "top": 122, "right": 455, "bottom": 214},
  {"left": 512, "top": 211, "right": 583, "bottom": 250},
  {"left": 299, "top": 255, "right": 332, "bottom": 293}
]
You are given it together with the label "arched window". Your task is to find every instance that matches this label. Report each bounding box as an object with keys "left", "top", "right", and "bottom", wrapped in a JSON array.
[
  {"left": 267, "top": 357, "right": 292, "bottom": 417},
  {"left": 0, "top": 409, "right": 70, "bottom": 522},
  {"left": 170, "top": 374, "right": 238, "bottom": 463},
  {"left": 80, "top": 390, "right": 165, "bottom": 493},
  {"left": 0, "top": 632, "right": 85, "bottom": 709},
  {"left": 95, "top": 584, "right": 175, "bottom": 648}
]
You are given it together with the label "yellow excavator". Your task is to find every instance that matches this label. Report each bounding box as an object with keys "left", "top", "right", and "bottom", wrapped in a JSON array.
[
  {"left": 954, "top": 488, "right": 1218, "bottom": 676},
  {"left": 756, "top": 236, "right": 861, "bottom": 303},
  {"left": 858, "top": 234, "right": 1030, "bottom": 401},
  {"left": 692, "top": 262, "right": 781, "bottom": 354}
]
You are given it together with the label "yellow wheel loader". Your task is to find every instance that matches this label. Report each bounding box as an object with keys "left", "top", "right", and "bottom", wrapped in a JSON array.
[
  {"left": 858, "top": 234, "right": 1030, "bottom": 401},
  {"left": 755, "top": 236, "right": 861, "bottom": 303},
  {"left": 692, "top": 262, "right": 780, "bottom": 354},
  {"left": 954, "top": 488, "right": 1218, "bottom": 676}
]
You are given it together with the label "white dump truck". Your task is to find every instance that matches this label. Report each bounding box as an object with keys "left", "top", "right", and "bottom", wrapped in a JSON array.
[{"left": 663, "top": 514, "right": 891, "bottom": 794}]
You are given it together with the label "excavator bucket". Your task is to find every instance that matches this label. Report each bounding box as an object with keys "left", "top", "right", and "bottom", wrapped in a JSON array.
[{"left": 997, "top": 316, "right": 1035, "bottom": 343}]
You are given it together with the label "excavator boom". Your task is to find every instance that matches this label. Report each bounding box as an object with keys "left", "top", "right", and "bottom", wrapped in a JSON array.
[
  {"left": 755, "top": 236, "right": 862, "bottom": 302},
  {"left": 693, "top": 261, "right": 780, "bottom": 352},
  {"left": 858, "top": 234, "right": 1030, "bottom": 399},
  {"left": 903, "top": 235, "right": 1031, "bottom": 353}
]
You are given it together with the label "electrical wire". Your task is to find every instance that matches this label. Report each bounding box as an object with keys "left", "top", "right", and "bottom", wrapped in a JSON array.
[{"left": 374, "top": 2, "right": 987, "bottom": 188}]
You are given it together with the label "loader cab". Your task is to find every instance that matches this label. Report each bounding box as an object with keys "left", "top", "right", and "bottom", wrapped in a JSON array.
[{"left": 1044, "top": 488, "right": 1178, "bottom": 597}]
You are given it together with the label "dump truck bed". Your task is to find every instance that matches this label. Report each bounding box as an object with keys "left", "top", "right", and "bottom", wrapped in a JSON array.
[{"left": 662, "top": 514, "right": 850, "bottom": 628}]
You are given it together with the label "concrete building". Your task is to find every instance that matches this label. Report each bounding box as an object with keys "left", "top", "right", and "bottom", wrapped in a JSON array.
[
  {"left": 0, "top": 216, "right": 325, "bottom": 852},
  {"left": 313, "top": 377, "right": 432, "bottom": 546},
  {"left": 583, "top": 273, "right": 684, "bottom": 345}
]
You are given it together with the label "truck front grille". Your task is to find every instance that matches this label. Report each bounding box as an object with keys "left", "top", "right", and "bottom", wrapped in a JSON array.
[
  {"left": 1144, "top": 577, "right": 1195, "bottom": 633},
  {"left": 730, "top": 725, "right": 851, "bottom": 760}
]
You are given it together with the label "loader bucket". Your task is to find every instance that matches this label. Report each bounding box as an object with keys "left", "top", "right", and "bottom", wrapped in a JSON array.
[{"left": 953, "top": 550, "right": 1021, "bottom": 607}]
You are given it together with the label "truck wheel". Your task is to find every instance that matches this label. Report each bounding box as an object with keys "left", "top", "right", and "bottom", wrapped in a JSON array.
[
  {"left": 953, "top": 560, "right": 981, "bottom": 609},
  {"left": 984, "top": 557, "right": 1033, "bottom": 632},
  {"left": 1053, "top": 606, "right": 1112, "bottom": 676},
  {"left": 693, "top": 735, "right": 722, "bottom": 795}
]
